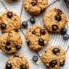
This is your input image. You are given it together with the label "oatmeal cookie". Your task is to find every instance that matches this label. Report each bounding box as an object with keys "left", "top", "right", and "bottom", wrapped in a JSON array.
[
  {"left": 0, "top": 11, "right": 21, "bottom": 33},
  {"left": 23, "top": 0, "right": 48, "bottom": 16},
  {"left": 41, "top": 46, "right": 66, "bottom": 69},
  {"left": 43, "top": 8, "right": 67, "bottom": 33},
  {"left": 0, "top": 31, "right": 22, "bottom": 54},
  {"left": 5, "top": 54, "right": 29, "bottom": 69},
  {"left": 25, "top": 25, "right": 50, "bottom": 51}
]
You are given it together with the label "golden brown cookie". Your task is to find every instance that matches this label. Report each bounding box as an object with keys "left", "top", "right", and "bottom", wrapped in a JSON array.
[
  {"left": 5, "top": 54, "right": 29, "bottom": 69},
  {"left": 43, "top": 8, "right": 67, "bottom": 33},
  {"left": 41, "top": 46, "right": 66, "bottom": 69},
  {"left": 0, "top": 31, "right": 22, "bottom": 54},
  {"left": 25, "top": 25, "right": 50, "bottom": 51},
  {"left": 0, "top": 11, "right": 21, "bottom": 33},
  {"left": 23, "top": 0, "right": 48, "bottom": 16}
]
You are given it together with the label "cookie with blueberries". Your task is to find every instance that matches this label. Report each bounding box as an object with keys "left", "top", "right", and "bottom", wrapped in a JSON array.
[
  {"left": 43, "top": 8, "right": 67, "bottom": 33},
  {"left": 41, "top": 46, "right": 66, "bottom": 69},
  {"left": 25, "top": 25, "right": 50, "bottom": 51},
  {"left": 0, "top": 31, "right": 22, "bottom": 54},
  {"left": 23, "top": 0, "right": 48, "bottom": 16},
  {"left": 5, "top": 54, "right": 29, "bottom": 69},
  {"left": 0, "top": 11, "right": 21, "bottom": 33}
]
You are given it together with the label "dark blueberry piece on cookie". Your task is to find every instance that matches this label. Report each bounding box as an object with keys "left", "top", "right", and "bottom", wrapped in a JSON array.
[
  {"left": 38, "top": 38, "right": 44, "bottom": 46},
  {"left": 40, "top": 29, "right": 46, "bottom": 35},
  {"left": 61, "top": 28, "right": 67, "bottom": 35},
  {"left": 6, "top": 63, "right": 12, "bottom": 69},
  {"left": 55, "top": 15, "right": 62, "bottom": 21},
  {"left": 15, "top": 45, "right": 21, "bottom": 50},
  {"left": 1, "top": 23, "right": 6, "bottom": 30},
  {"left": 52, "top": 48, "right": 60, "bottom": 55},
  {"left": 31, "top": 0, "right": 37, "bottom": 6},
  {"left": 32, "top": 56, "right": 38, "bottom": 62},
  {"left": 20, "top": 65, "right": 27, "bottom": 69},
  {"left": 41, "top": 9, "right": 45, "bottom": 13},
  {"left": 63, "top": 34, "right": 69, "bottom": 40},
  {"left": 5, "top": 46, "right": 11, "bottom": 51},
  {"left": 60, "top": 61, "right": 65, "bottom": 67},
  {"left": 52, "top": 25, "right": 58, "bottom": 31},
  {"left": 32, "top": 30, "right": 36, "bottom": 34},
  {"left": 6, "top": 41, "right": 11, "bottom": 46},
  {"left": 30, "top": 17, "right": 35, "bottom": 24},
  {"left": 7, "top": 12, "right": 13, "bottom": 18},
  {"left": 57, "top": 9, "right": 62, "bottom": 15},
  {"left": 22, "top": 21, "right": 28, "bottom": 28},
  {"left": 49, "top": 60, "right": 57, "bottom": 68}
]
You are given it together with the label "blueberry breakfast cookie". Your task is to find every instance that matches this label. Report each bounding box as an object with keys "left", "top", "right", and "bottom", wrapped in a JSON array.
[
  {"left": 0, "top": 31, "right": 22, "bottom": 54},
  {"left": 5, "top": 54, "right": 29, "bottom": 69},
  {"left": 41, "top": 46, "right": 66, "bottom": 69},
  {"left": 6, "top": 0, "right": 18, "bottom": 2},
  {"left": 25, "top": 25, "right": 50, "bottom": 51},
  {"left": 23, "top": 0, "right": 48, "bottom": 16},
  {"left": 0, "top": 11, "right": 21, "bottom": 33},
  {"left": 43, "top": 8, "right": 67, "bottom": 33}
]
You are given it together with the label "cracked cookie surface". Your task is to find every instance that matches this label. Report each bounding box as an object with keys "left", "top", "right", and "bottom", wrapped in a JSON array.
[
  {"left": 41, "top": 46, "right": 66, "bottom": 69},
  {"left": 0, "top": 31, "right": 22, "bottom": 54},
  {"left": 25, "top": 25, "right": 50, "bottom": 51},
  {"left": 5, "top": 54, "right": 29, "bottom": 69},
  {"left": 0, "top": 11, "right": 21, "bottom": 33},
  {"left": 23, "top": 0, "right": 48, "bottom": 16},
  {"left": 43, "top": 8, "right": 67, "bottom": 33}
]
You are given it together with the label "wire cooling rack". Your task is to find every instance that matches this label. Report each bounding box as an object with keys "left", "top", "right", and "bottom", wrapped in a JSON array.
[{"left": 0, "top": 0, "right": 69, "bottom": 69}]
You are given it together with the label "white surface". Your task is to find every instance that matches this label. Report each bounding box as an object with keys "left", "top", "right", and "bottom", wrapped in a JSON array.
[{"left": 0, "top": 0, "right": 69, "bottom": 69}]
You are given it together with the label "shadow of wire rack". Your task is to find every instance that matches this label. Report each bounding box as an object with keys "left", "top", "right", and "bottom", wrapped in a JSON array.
[{"left": 64, "top": 0, "right": 69, "bottom": 8}]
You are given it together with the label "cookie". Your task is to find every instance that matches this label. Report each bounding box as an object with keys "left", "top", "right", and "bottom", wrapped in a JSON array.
[
  {"left": 43, "top": 8, "right": 67, "bottom": 33},
  {"left": 25, "top": 25, "right": 50, "bottom": 51},
  {"left": 5, "top": 54, "right": 29, "bottom": 69},
  {"left": 41, "top": 46, "right": 66, "bottom": 69},
  {"left": 23, "top": 0, "right": 48, "bottom": 16},
  {"left": 0, "top": 11, "right": 21, "bottom": 33},
  {"left": 0, "top": 31, "right": 22, "bottom": 54},
  {"left": 6, "top": 0, "right": 18, "bottom": 2}
]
